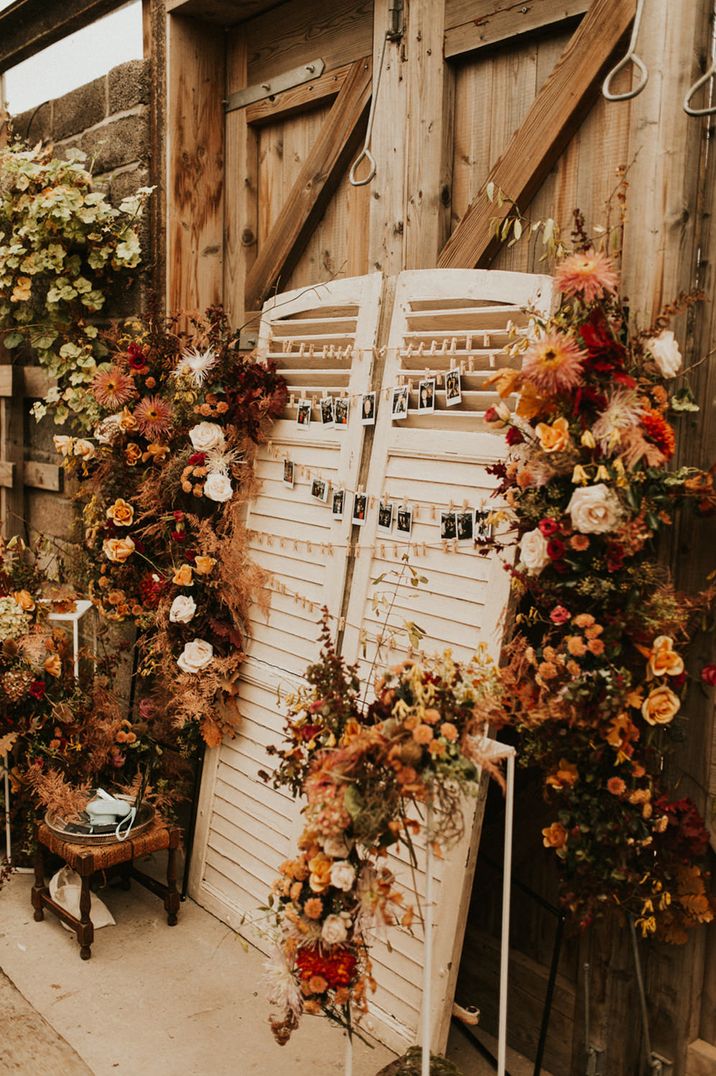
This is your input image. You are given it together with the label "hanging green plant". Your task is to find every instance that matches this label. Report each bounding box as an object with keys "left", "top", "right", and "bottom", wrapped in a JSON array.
[{"left": 0, "top": 140, "right": 152, "bottom": 429}]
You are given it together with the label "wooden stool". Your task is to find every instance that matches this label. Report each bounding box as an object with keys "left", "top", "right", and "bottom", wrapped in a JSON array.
[{"left": 32, "top": 818, "right": 182, "bottom": 959}]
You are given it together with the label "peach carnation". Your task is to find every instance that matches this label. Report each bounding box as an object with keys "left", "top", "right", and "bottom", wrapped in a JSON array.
[
  {"left": 522, "top": 333, "right": 587, "bottom": 395},
  {"left": 554, "top": 249, "right": 619, "bottom": 302}
]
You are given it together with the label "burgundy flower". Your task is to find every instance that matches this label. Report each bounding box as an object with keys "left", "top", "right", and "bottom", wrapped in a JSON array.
[
  {"left": 170, "top": 530, "right": 186, "bottom": 543},
  {"left": 546, "top": 538, "right": 565, "bottom": 560},
  {"left": 29, "top": 679, "right": 46, "bottom": 700},
  {"left": 188, "top": 452, "right": 207, "bottom": 466},
  {"left": 606, "top": 544, "right": 624, "bottom": 572},
  {"left": 505, "top": 426, "right": 524, "bottom": 446},
  {"left": 700, "top": 663, "right": 716, "bottom": 687},
  {"left": 173, "top": 510, "right": 185, "bottom": 521},
  {"left": 484, "top": 406, "right": 498, "bottom": 423},
  {"left": 669, "top": 671, "right": 687, "bottom": 690},
  {"left": 550, "top": 605, "right": 571, "bottom": 625},
  {"left": 539, "top": 518, "right": 559, "bottom": 537}
]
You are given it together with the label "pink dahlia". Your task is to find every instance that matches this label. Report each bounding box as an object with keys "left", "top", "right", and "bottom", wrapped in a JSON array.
[
  {"left": 522, "top": 333, "right": 587, "bottom": 395},
  {"left": 134, "top": 395, "right": 173, "bottom": 438},
  {"left": 92, "top": 366, "right": 137, "bottom": 409},
  {"left": 554, "top": 249, "right": 619, "bottom": 303}
]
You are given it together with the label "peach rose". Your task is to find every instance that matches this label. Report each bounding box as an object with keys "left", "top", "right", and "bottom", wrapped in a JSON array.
[
  {"left": 106, "top": 498, "right": 134, "bottom": 527},
  {"left": 125, "top": 442, "right": 143, "bottom": 466},
  {"left": 173, "top": 564, "right": 194, "bottom": 587},
  {"left": 542, "top": 822, "right": 568, "bottom": 852},
  {"left": 194, "top": 555, "right": 216, "bottom": 575},
  {"left": 13, "top": 590, "right": 35, "bottom": 612},
  {"left": 647, "top": 636, "right": 684, "bottom": 678},
  {"left": 641, "top": 684, "right": 680, "bottom": 726},
  {"left": 536, "top": 416, "right": 572, "bottom": 453},
  {"left": 103, "top": 537, "right": 136, "bottom": 563},
  {"left": 73, "top": 438, "right": 96, "bottom": 460}
]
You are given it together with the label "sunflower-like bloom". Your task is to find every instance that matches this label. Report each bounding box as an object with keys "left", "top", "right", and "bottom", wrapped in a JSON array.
[
  {"left": 134, "top": 395, "right": 173, "bottom": 438},
  {"left": 554, "top": 249, "right": 619, "bottom": 303},
  {"left": 92, "top": 366, "right": 137, "bottom": 410},
  {"left": 522, "top": 332, "right": 587, "bottom": 395}
]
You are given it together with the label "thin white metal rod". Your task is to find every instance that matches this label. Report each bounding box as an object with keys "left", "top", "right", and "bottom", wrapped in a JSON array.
[
  {"left": 422, "top": 799, "right": 434, "bottom": 1076},
  {"left": 344, "top": 1032, "right": 353, "bottom": 1076},
  {"left": 498, "top": 751, "right": 515, "bottom": 1076},
  {"left": 2, "top": 753, "right": 11, "bottom": 864}
]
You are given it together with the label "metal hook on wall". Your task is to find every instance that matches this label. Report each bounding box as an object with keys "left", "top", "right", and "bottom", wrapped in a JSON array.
[
  {"left": 602, "top": 0, "right": 649, "bottom": 102},
  {"left": 684, "top": 59, "right": 716, "bottom": 116},
  {"left": 349, "top": 32, "right": 390, "bottom": 187}
]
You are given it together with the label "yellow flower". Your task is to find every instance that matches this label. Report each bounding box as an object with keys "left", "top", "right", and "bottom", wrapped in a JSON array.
[
  {"left": 546, "top": 758, "right": 579, "bottom": 790},
  {"left": 194, "top": 555, "right": 216, "bottom": 575},
  {"left": 571, "top": 464, "right": 590, "bottom": 485},
  {"left": 536, "top": 416, "right": 572, "bottom": 453},
  {"left": 172, "top": 564, "right": 194, "bottom": 587},
  {"left": 642, "top": 684, "right": 680, "bottom": 726},
  {"left": 106, "top": 498, "right": 134, "bottom": 527},
  {"left": 580, "top": 429, "right": 596, "bottom": 449}
]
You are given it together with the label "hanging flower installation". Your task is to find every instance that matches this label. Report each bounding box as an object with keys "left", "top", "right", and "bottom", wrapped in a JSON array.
[
  {"left": 56, "top": 309, "right": 287, "bottom": 747},
  {"left": 484, "top": 213, "right": 715, "bottom": 943},
  {"left": 263, "top": 612, "right": 504, "bottom": 1045}
]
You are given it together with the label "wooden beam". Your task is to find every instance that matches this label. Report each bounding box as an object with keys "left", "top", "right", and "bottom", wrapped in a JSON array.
[
  {"left": 0, "top": 461, "right": 14, "bottom": 489},
  {"left": 0, "top": 0, "right": 125, "bottom": 72},
  {"left": 165, "top": 0, "right": 287, "bottom": 23},
  {"left": 245, "top": 62, "right": 351, "bottom": 126},
  {"left": 24, "top": 462, "right": 62, "bottom": 492},
  {"left": 21, "top": 367, "right": 52, "bottom": 399},
  {"left": 438, "top": 0, "right": 636, "bottom": 270},
  {"left": 244, "top": 57, "right": 371, "bottom": 311},
  {"left": 0, "top": 366, "right": 12, "bottom": 397},
  {"left": 166, "top": 14, "right": 226, "bottom": 315},
  {"left": 0, "top": 356, "right": 23, "bottom": 538},
  {"left": 444, "top": 0, "right": 590, "bottom": 60},
  {"left": 224, "top": 28, "right": 259, "bottom": 329}
]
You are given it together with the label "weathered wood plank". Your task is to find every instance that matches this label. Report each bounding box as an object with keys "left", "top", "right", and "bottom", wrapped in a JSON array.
[
  {"left": 24, "top": 461, "right": 62, "bottom": 492},
  {"left": 0, "top": 356, "right": 23, "bottom": 538},
  {"left": 0, "top": 0, "right": 125, "bottom": 72},
  {"left": 0, "top": 366, "right": 12, "bottom": 397},
  {"left": 438, "top": 0, "right": 636, "bottom": 270},
  {"left": 224, "top": 28, "right": 259, "bottom": 330},
  {"left": 166, "top": 15, "right": 225, "bottom": 315},
  {"left": 444, "top": 0, "right": 589, "bottom": 59},
  {"left": 246, "top": 0, "right": 372, "bottom": 84},
  {"left": 166, "top": 0, "right": 287, "bottom": 22},
  {"left": 244, "top": 58, "right": 371, "bottom": 311},
  {"left": 21, "top": 367, "right": 51, "bottom": 398},
  {"left": 245, "top": 62, "right": 350, "bottom": 126},
  {"left": 0, "top": 461, "right": 14, "bottom": 489}
]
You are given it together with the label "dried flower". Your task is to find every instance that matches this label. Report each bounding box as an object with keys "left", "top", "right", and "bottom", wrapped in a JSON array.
[
  {"left": 134, "top": 395, "right": 173, "bottom": 438},
  {"left": 522, "top": 332, "right": 587, "bottom": 395},
  {"left": 554, "top": 249, "right": 619, "bottom": 302}
]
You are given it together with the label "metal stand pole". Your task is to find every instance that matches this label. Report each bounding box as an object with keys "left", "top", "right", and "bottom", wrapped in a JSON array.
[
  {"left": 2, "top": 752, "right": 11, "bottom": 863},
  {"left": 344, "top": 1031, "right": 353, "bottom": 1076},
  {"left": 422, "top": 798, "right": 434, "bottom": 1076},
  {"left": 498, "top": 751, "right": 515, "bottom": 1076}
]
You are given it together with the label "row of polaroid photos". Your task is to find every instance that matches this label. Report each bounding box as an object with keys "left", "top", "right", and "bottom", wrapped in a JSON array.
[{"left": 294, "top": 369, "right": 465, "bottom": 429}]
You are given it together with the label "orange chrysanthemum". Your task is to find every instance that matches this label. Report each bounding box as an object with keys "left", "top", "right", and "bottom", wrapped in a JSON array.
[
  {"left": 640, "top": 408, "right": 676, "bottom": 459},
  {"left": 522, "top": 332, "right": 587, "bottom": 395},
  {"left": 554, "top": 249, "right": 619, "bottom": 303},
  {"left": 133, "top": 395, "right": 173, "bottom": 438},
  {"left": 92, "top": 366, "right": 137, "bottom": 409}
]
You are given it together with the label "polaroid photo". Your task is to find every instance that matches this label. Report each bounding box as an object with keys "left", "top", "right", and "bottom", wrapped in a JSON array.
[
  {"left": 331, "top": 489, "right": 345, "bottom": 519},
  {"left": 391, "top": 385, "right": 409, "bottom": 422},
  {"left": 456, "top": 509, "right": 474, "bottom": 545},
  {"left": 352, "top": 492, "right": 367, "bottom": 526},
  {"left": 440, "top": 511, "right": 457, "bottom": 541},
  {"left": 396, "top": 504, "right": 413, "bottom": 537},
  {"left": 360, "top": 392, "right": 376, "bottom": 426},
  {"left": 418, "top": 377, "right": 436, "bottom": 413},
  {"left": 320, "top": 396, "right": 335, "bottom": 427},
  {"left": 445, "top": 368, "right": 462, "bottom": 407},
  {"left": 296, "top": 399, "right": 312, "bottom": 427},
  {"left": 377, "top": 500, "right": 394, "bottom": 534},
  {"left": 282, "top": 459, "right": 295, "bottom": 488},
  {"left": 334, "top": 397, "right": 349, "bottom": 428},
  {"left": 475, "top": 508, "right": 494, "bottom": 544},
  {"left": 311, "top": 477, "right": 329, "bottom": 503}
]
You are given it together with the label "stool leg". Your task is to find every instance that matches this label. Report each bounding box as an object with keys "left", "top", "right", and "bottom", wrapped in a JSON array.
[
  {"left": 78, "top": 872, "right": 94, "bottom": 960},
  {"left": 165, "top": 839, "right": 180, "bottom": 926},
  {"left": 31, "top": 839, "right": 45, "bottom": 922},
  {"left": 119, "top": 860, "right": 132, "bottom": 891}
]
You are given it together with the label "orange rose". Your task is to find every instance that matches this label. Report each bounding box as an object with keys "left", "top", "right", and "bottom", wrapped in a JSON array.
[
  {"left": 13, "top": 590, "right": 35, "bottom": 612},
  {"left": 172, "top": 564, "right": 194, "bottom": 587},
  {"left": 536, "top": 416, "right": 572, "bottom": 453},
  {"left": 103, "top": 537, "right": 135, "bottom": 563},
  {"left": 125, "top": 442, "right": 143, "bottom": 466},
  {"left": 566, "top": 635, "right": 587, "bottom": 657},
  {"left": 647, "top": 636, "right": 684, "bottom": 678},
  {"left": 542, "top": 822, "right": 568, "bottom": 852},
  {"left": 308, "top": 853, "right": 332, "bottom": 893},
  {"left": 587, "top": 638, "right": 605, "bottom": 657},
  {"left": 43, "top": 653, "right": 62, "bottom": 677},
  {"left": 194, "top": 555, "right": 217, "bottom": 575},
  {"left": 439, "top": 721, "right": 458, "bottom": 742},
  {"left": 642, "top": 684, "right": 680, "bottom": 726},
  {"left": 106, "top": 498, "right": 134, "bottom": 527}
]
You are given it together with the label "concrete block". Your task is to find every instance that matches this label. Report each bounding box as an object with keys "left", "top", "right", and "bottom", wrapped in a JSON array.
[
  {"left": 53, "top": 76, "right": 106, "bottom": 141},
  {"left": 108, "top": 59, "right": 150, "bottom": 113},
  {"left": 81, "top": 111, "right": 148, "bottom": 174},
  {"left": 10, "top": 101, "right": 52, "bottom": 143},
  {"left": 687, "top": 1040, "right": 716, "bottom": 1076},
  {"left": 28, "top": 488, "right": 76, "bottom": 542},
  {"left": 109, "top": 164, "right": 150, "bottom": 205}
]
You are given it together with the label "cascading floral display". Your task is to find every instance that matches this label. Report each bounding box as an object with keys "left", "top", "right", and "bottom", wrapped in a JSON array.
[
  {"left": 484, "top": 226, "right": 715, "bottom": 942},
  {"left": 55, "top": 309, "right": 287, "bottom": 747},
  {"left": 263, "top": 613, "right": 503, "bottom": 1044}
]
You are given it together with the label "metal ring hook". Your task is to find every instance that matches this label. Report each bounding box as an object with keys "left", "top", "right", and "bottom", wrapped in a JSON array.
[
  {"left": 349, "top": 31, "right": 389, "bottom": 187},
  {"left": 684, "top": 61, "right": 716, "bottom": 116},
  {"left": 602, "top": 0, "right": 649, "bottom": 102},
  {"left": 349, "top": 147, "right": 377, "bottom": 186}
]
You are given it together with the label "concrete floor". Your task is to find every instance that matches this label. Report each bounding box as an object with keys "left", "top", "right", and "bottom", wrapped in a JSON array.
[{"left": 0, "top": 860, "right": 533, "bottom": 1076}]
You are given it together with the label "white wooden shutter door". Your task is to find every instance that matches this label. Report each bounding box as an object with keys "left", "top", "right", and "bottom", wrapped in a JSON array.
[
  {"left": 341, "top": 269, "right": 554, "bottom": 1052},
  {"left": 190, "top": 275, "right": 383, "bottom": 935}
]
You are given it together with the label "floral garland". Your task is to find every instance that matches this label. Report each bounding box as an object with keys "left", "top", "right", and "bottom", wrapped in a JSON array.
[
  {"left": 0, "top": 140, "right": 150, "bottom": 428},
  {"left": 264, "top": 612, "right": 503, "bottom": 1045},
  {"left": 55, "top": 309, "right": 287, "bottom": 747},
  {"left": 483, "top": 224, "right": 715, "bottom": 942}
]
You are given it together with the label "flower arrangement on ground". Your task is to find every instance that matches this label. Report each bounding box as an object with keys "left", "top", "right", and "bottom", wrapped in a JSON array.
[
  {"left": 56, "top": 308, "right": 287, "bottom": 747},
  {"left": 484, "top": 213, "right": 715, "bottom": 942},
  {"left": 263, "top": 613, "right": 504, "bottom": 1044},
  {"left": 0, "top": 140, "right": 151, "bottom": 428}
]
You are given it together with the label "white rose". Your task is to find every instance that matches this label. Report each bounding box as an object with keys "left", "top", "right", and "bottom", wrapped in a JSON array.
[
  {"left": 519, "top": 528, "right": 550, "bottom": 575},
  {"left": 177, "top": 638, "right": 214, "bottom": 674},
  {"left": 189, "top": 422, "right": 225, "bottom": 453},
  {"left": 329, "top": 861, "right": 356, "bottom": 892},
  {"left": 94, "top": 414, "right": 123, "bottom": 445},
  {"left": 53, "top": 435, "right": 74, "bottom": 457},
  {"left": 321, "top": 915, "right": 348, "bottom": 946},
  {"left": 567, "top": 483, "right": 621, "bottom": 534},
  {"left": 323, "top": 836, "right": 353, "bottom": 859},
  {"left": 73, "top": 438, "right": 96, "bottom": 460},
  {"left": 204, "top": 472, "right": 233, "bottom": 503},
  {"left": 647, "top": 330, "right": 682, "bottom": 379},
  {"left": 169, "top": 595, "right": 196, "bottom": 624}
]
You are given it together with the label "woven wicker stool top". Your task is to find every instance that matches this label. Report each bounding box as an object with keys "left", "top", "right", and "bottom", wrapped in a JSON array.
[{"left": 37, "top": 817, "right": 180, "bottom": 873}]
